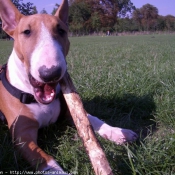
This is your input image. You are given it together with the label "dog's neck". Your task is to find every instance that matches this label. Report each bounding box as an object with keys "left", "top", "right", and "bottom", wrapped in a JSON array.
[{"left": 7, "top": 49, "right": 33, "bottom": 95}]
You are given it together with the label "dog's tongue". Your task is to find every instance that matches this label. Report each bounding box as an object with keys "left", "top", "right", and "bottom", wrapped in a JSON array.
[{"left": 29, "top": 75, "right": 57, "bottom": 104}]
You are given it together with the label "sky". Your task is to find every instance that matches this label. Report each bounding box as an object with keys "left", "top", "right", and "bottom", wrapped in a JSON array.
[
  {"left": 23, "top": 0, "right": 62, "bottom": 14},
  {"left": 131, "top": 0, "right": 175, "bottom": 16},
  {"left": 23, "top": 0, "right": 175, "bottom": 16}
]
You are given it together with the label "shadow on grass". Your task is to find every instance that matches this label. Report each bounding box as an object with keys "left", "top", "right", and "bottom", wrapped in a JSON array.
[
  {"left": 83, "top": 93, "right": 157, "bottom": 174},
  {"left": 83, "top": 93, "right": 157, "bottom": 140}
]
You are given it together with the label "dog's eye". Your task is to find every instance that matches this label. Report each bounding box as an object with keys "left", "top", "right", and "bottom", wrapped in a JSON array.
[
  {"left": 23, "top": 30, "right": 31, "bottom": 35},
  {"left": 58, "top": 28, "right": 65, "bottom": 36}
]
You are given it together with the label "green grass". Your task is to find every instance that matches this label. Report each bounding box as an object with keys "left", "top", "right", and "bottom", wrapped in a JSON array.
[{"left": 0, "top": 34, "right": 175, "bottom": 174}]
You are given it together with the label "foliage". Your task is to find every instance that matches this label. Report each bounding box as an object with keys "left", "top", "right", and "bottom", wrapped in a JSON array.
[
  {"left": 115, "top": 18, "right": 138, "bottom": 32},
  {"left": 69, "top": 1, "right": 91, "bottom": 34},
  {"left": 140, "top": 4, "right": 158, "bottom": 31},
  {"left": 68, "top": 0, "right": 135, "bottom": 34},
  {"left": 164, "top": 15, "right": 175, "bottom": 31},
  {"left": 31, "top": 6, "right": 38, "bottom": 15},
  {"left": 118, "top": 3, "right": 175, "bottom": 32},
  {"left": 40, "top": 8, "right": 48, "bottom": 14},
  {"left": 11, "top": 0, "right": 37, "bottom": 15},
  {"left": 132, "top": 4, "right": 160, "bottom": 31},
  {"left": 68, "top": 1, "right": 175, "bottom": 34}
]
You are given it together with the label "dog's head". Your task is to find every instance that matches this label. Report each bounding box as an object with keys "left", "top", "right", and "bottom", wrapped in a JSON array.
[{"left": 0, "top": 0, "right": 70, "bottom": 104}]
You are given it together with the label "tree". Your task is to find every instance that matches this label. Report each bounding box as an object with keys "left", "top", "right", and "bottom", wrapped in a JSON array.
[
  {"left": 132, "top": 4, "right": 158, "bottom": 31},
  {"left": 31, "top": 6, "right": 38, "bottom": 15},
  {"left": 115, "top": 17, "right": 138, "bottom": 32},
  {"left": 164, "top": 15, "right": 175, "bottom": 31},
  {"left": 69, "top": 1, "right": 91, "bottom": 34},
  {"left": 11, "top": 0, "right": 37, "bottom": 15},
  {"left": 156, "top": 15, "right": 166, "bottom": 31},
  {"left": 86, "top": 0, "right": 135, "bottom": 31},
  {"left": 21, "top": 2, "right": 37, "bottom": 15},
  {"left": 40, "top": 8, "right": 48, "bottom": 14},
  {"left": 90, "top": 12, "right": 101, "bottom": 32},
  {"left": 140, "top": 4, "right": 158, "bottom": 31},
  {"left": 132, "top": 8, "right": 142, "bottom": 31},
  {"left": 68, "top": 0, "right": 135, "bottom": 34}
]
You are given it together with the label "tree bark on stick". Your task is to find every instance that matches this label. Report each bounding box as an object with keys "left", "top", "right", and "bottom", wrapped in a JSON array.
[{"left": 59, "top": 72, "right": 113, "bottom": 175}]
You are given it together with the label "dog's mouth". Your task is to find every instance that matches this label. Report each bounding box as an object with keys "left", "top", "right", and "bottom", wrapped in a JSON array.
[{"left": 29, "top": 74, "right": 58, "bottom": 104}]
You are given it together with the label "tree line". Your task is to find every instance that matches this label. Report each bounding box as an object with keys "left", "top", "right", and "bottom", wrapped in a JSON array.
[
  {"left": 68, "top": 1, "right": 175, "bottom": 35},
  {"left": 0, "top": 0, "right": 175, "bottom": 38}
]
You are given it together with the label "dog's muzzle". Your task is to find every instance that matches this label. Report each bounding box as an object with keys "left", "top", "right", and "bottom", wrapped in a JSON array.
[{"left": 29, "top": 65, "right": 65, "bottom": 104}]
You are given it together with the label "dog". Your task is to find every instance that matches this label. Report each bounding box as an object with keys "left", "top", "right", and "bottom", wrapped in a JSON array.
[{"left": 0, "top": 0, "right": 137, "bottom": 174}]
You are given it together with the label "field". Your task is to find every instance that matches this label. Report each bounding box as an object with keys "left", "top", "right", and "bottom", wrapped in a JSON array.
[{"left": 0, "top": 34, "right": 175, "bottom": 174}]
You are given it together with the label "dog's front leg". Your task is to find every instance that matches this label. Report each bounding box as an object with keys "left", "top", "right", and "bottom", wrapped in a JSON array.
[
  {"left": 88, "top": 114, "right": 138, "bottom": 144},
  {"left": 10, "top": 115, "right": 69, "bottom": 174}
]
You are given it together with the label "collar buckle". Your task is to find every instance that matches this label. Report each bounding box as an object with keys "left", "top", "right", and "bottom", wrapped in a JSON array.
[{"left": 20, "top": 92, "right": 36, "bottom": 104}]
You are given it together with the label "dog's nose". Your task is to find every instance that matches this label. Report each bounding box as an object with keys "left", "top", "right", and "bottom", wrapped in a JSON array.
[{"left": 39, "top": 65, "right": 62, "bottom": 82}]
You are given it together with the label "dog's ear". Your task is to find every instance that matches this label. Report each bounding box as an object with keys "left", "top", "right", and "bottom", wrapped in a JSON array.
[
  {"left": 0, "top": 0, "right": 23, "bottom": 36},
  {"left": 54, "top": 0, "right": 68, "bottom": 25}
]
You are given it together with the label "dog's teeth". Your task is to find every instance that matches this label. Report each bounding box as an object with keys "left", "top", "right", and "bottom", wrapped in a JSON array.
[{"left": 42, "top": 96, "right": 53, "bottom": 101}]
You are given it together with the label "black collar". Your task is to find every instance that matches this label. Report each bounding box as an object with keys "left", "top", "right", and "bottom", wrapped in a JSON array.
[{"left": 0, "top": 64, "right": 36, "bottom": 104}]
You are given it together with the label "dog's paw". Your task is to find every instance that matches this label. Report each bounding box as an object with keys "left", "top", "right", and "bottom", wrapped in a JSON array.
[{"left": 98, "top": 124, "right": 138, "bottom": 144}]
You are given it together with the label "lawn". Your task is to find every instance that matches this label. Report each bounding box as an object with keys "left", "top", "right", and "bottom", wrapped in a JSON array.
[{"left": 0, "top": 34, "right": 175, "bottom": 175}]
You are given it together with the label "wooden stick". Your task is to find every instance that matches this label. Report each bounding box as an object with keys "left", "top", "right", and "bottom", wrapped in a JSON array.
[{"left": 60, "top": 72, "right": 113, "bottom": 175}]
